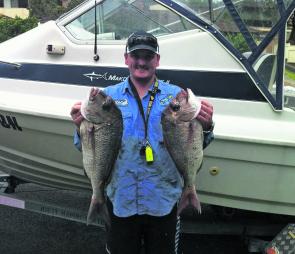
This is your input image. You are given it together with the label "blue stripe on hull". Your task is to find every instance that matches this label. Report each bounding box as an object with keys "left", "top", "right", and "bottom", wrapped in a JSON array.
[{"left": 0, "top": 63, "right": 265, "bottom": 101}]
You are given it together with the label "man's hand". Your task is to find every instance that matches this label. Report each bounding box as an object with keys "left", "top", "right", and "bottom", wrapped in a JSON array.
[
  {"left": 196, "top": 100, "right": 214, "bottom": 131},
  {"left": 70, "top": 101, "right": 84, "bottom": 128}
]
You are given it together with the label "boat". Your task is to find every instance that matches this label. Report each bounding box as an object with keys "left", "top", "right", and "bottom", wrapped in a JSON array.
[{"left": 0, "top": 0, "right": 295, "bottom": 216}]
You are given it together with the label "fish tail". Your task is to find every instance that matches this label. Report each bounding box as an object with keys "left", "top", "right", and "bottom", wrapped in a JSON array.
[
  {"left": 100, "top": 203, "right": 111, "bottom": 231},
  {"left": 86, "top": 198, "right": 111, "bottom": 231},
  {"left": 177, "top": 186, "right": 202, "bottom": 216}
]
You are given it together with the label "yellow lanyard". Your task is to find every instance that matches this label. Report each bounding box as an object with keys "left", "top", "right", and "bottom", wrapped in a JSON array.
[{"left": 129, "top": 78, "right": 159, "bottom": 163}]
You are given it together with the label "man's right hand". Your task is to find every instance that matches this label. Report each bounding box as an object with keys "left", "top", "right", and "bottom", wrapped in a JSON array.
[{"left": 70, "top": 101, "right": 84, "bottom": 128}]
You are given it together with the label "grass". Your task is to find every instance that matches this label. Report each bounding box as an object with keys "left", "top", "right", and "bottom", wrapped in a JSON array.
[{"left": 285, "top": 69, "right": 295, "bottom": 81}]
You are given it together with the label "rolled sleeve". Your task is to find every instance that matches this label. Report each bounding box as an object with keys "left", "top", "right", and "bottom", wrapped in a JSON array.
[
  {"left": 203, "top": 130, "right": 214, "bottom": 149},
  {"left": 74, "top": 131, "right": 82, "bottom": 151}
]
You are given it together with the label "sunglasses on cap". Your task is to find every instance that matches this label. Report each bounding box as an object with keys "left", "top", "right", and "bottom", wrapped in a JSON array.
[{"left": 126, "top": 33, "right": 159, "bottom": 54}]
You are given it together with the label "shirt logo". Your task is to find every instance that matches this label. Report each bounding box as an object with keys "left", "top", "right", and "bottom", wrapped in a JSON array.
[
  {"left": 115, "top": 99, "right": 128, "bottom": 106},
  {"left": 160, "top": 95, "right": 174, "bottom": 105}
]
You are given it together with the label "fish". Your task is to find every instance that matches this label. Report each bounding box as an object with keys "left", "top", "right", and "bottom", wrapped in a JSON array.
[
  {"left": 79, "top": 87, "right": 123, "bottom": 229},
  {"left": 161, "top": 88, "right": 204, "bottom": 216}
]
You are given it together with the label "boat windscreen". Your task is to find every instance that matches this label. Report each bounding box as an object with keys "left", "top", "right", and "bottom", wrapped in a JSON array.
[
  {"left": 163, "top": 0, "right": 295, "bottom": 110},
  {"left": 64, "top": 0, "right": 198, "bottom": 41}
]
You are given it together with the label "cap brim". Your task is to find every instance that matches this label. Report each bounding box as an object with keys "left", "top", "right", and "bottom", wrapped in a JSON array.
[{"left": 126, "top": 44, "right": 158, "bottom": 54}]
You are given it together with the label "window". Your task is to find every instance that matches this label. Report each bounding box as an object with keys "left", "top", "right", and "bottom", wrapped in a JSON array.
[
  {"left": 65, "top": 0, "right": 197, "bottom": 41},
  {"left": 284, "top": 14, "right": 295, "bottom": 110},
  {"left": 18, "top": 0, "right": 28, "bottom": 8}
]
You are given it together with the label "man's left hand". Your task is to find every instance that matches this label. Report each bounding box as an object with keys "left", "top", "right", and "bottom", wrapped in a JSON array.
[{"left": 196, "top": 100, "right": 214, "bottom": 131}]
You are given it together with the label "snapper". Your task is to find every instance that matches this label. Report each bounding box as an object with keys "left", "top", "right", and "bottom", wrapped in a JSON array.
[
  {"left": 80, "top": 88, "right": 123, "bottom": 229},
  {"left": 161, "top": 88, "right": 204, "bottom": 215}
]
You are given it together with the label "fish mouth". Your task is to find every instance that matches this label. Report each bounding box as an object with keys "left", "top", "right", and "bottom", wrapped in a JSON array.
[
  {"left": 168, "top": 89, "right": 198, "bottom": 121},
  {"left": 89, "top": 88, "right": 108, "bottom": 100},
  {"left": 98, "top": 89, "right": 108, "bottom": 98},
  {"left": 177, "top": 89, "right": 189, "bottom": 101},
  {"left": 173, "top": 89, "right": 189, "bottom": 105}
]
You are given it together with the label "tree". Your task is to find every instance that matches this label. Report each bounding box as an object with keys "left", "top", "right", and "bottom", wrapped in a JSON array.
[
  {"left": 28, "top": 0, "right": 65, "bottom": 22},
  {"left": 287, "top": 12, "right": 295, "bottom": 45},
  {"left": 28, "top": 0, "right": 85, "bottom": 22},
  {"left": 0, "top": 0, "right": 85, "bottom": 43},
  {"left": 65, "top": 0, "right": 85, "bottom": 11},
  {"left": 0, "top": 16, "right": 38, "bottom": 43}
]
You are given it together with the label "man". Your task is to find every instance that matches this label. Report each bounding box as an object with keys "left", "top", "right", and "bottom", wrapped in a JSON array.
[{"left": 71, "top": 31, "right": 214, "bottom": 254}]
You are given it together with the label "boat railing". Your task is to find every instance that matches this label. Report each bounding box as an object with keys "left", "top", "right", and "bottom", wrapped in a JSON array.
[{"left": 159, "top": 0, "right": 295, "bottom": 110}]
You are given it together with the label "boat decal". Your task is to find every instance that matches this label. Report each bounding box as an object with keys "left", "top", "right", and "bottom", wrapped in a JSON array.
[
  {"left": 0, "top": 63, "right": 265, "bottom": 101},
  {"left": 0, "top": 114, "right": 22, "bottom": 131},
  {"left": 83, "top": 71, "right": 127, "bottom": 82}
]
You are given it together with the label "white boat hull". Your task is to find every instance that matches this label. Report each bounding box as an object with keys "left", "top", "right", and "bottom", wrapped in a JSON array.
[
  {"left": 0, "top": 0, "right": 295, "bottom": 216},
  {"left": 0, "top": 80, "right": 294, "bottom": 215},
  {"left": 0, "top": 110, "right": 90, "bottom": 191},
  {"left": 0, "top": 80, "right": 91, "bottom": 190},
  {"left": 200, "top": 135, "right": 295, "bottom": 216}
]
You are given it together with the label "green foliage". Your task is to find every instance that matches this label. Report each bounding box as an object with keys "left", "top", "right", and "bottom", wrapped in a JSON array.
[
  {"left": 0, "top": 16, "right": 38, "bottom": 43},
  {"left": 28, "top": 0, "right": 85, "bottom": 22},
  {"left": 0, "top": 0, "right": 85, "bottom": 43},
  {"left": 225, "top": 32, "right": 250, "bottom": 53},
  {"left": 65, "top": 0, "right": 85, "bottom": 12},
  {"left": 28, "top": 0, "right": 65, "bottom": 22},
  {"left": 285, "top": 69, "right": 295, "bottom": 81}
]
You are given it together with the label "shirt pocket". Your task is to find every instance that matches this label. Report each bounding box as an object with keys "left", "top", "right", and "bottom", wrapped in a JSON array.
[
  {"left": 149, "top": 103, "right": 167, "bottom": 142},
  {"left": 121, "top": 110, "right": 133, "bottom": 138}
]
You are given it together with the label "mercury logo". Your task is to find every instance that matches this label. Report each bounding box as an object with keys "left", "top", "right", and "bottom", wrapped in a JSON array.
[{"left": 0, "top": 114, "right": 22, "bottom": 131}]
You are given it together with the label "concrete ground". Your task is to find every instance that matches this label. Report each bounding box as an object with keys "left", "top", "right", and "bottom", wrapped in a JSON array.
[
  {"left": 0, "top": 204, "right": 250, "bottom": 254},
  {"left": 0, "top": 181, "right": 287, "bottom": 254}
]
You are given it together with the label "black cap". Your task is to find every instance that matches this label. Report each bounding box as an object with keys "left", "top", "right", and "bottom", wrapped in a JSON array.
[{"left": 126, "top": 31, "right": 159, "bottom": 54}]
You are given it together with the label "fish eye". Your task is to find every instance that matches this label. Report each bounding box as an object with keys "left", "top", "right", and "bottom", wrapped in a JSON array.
[
  {"left": 102, "top": 101, "right": 111, "bottom": 110},
  {"left": 102, "top": 97, "right": 113, "bottom": 110},
  {"left": 170, "top": 102, "right": 180, "bottom": 112}
]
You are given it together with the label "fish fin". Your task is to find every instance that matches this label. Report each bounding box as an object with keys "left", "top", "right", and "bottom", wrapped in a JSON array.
[
  {"left": 86, "top": 198, "right": 111, "bottom": 231},
  {"left": 177, "top": 186, "right": 202, "bottom": 216},
  {"left": 87, "top": 124, "right": 94, "bottom": 133},
  {"left": 85, "top": 123, "right": 94, "bottom": 145}
]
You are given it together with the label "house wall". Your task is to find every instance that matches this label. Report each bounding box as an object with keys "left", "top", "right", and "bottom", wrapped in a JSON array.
[
  {"left": 1, "top": 0, "right": 28, "bottom": 8},
  {"left": 0, "top": 0, "right": 28, "bottom": 18}
]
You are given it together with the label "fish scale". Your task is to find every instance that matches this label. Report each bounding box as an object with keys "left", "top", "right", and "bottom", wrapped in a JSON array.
[
  {"left": 93, "top": 122, "right": 121, "bottom": 186},
  {"left": 162, "top": 120, "right": 203, "bottom": 188}
]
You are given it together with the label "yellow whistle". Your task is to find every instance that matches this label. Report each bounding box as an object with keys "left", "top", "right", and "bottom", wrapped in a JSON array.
[
  {"left": 145, "top": 145, "right": 154, "bottom": 163},
  {"left": 289, "top": 231, "right": 295, "bottom": 239}
]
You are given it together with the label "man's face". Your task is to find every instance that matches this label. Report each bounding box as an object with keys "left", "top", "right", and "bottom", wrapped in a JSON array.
[{"left": 125, "top": 49, "right": 160, "bottom": 83}]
